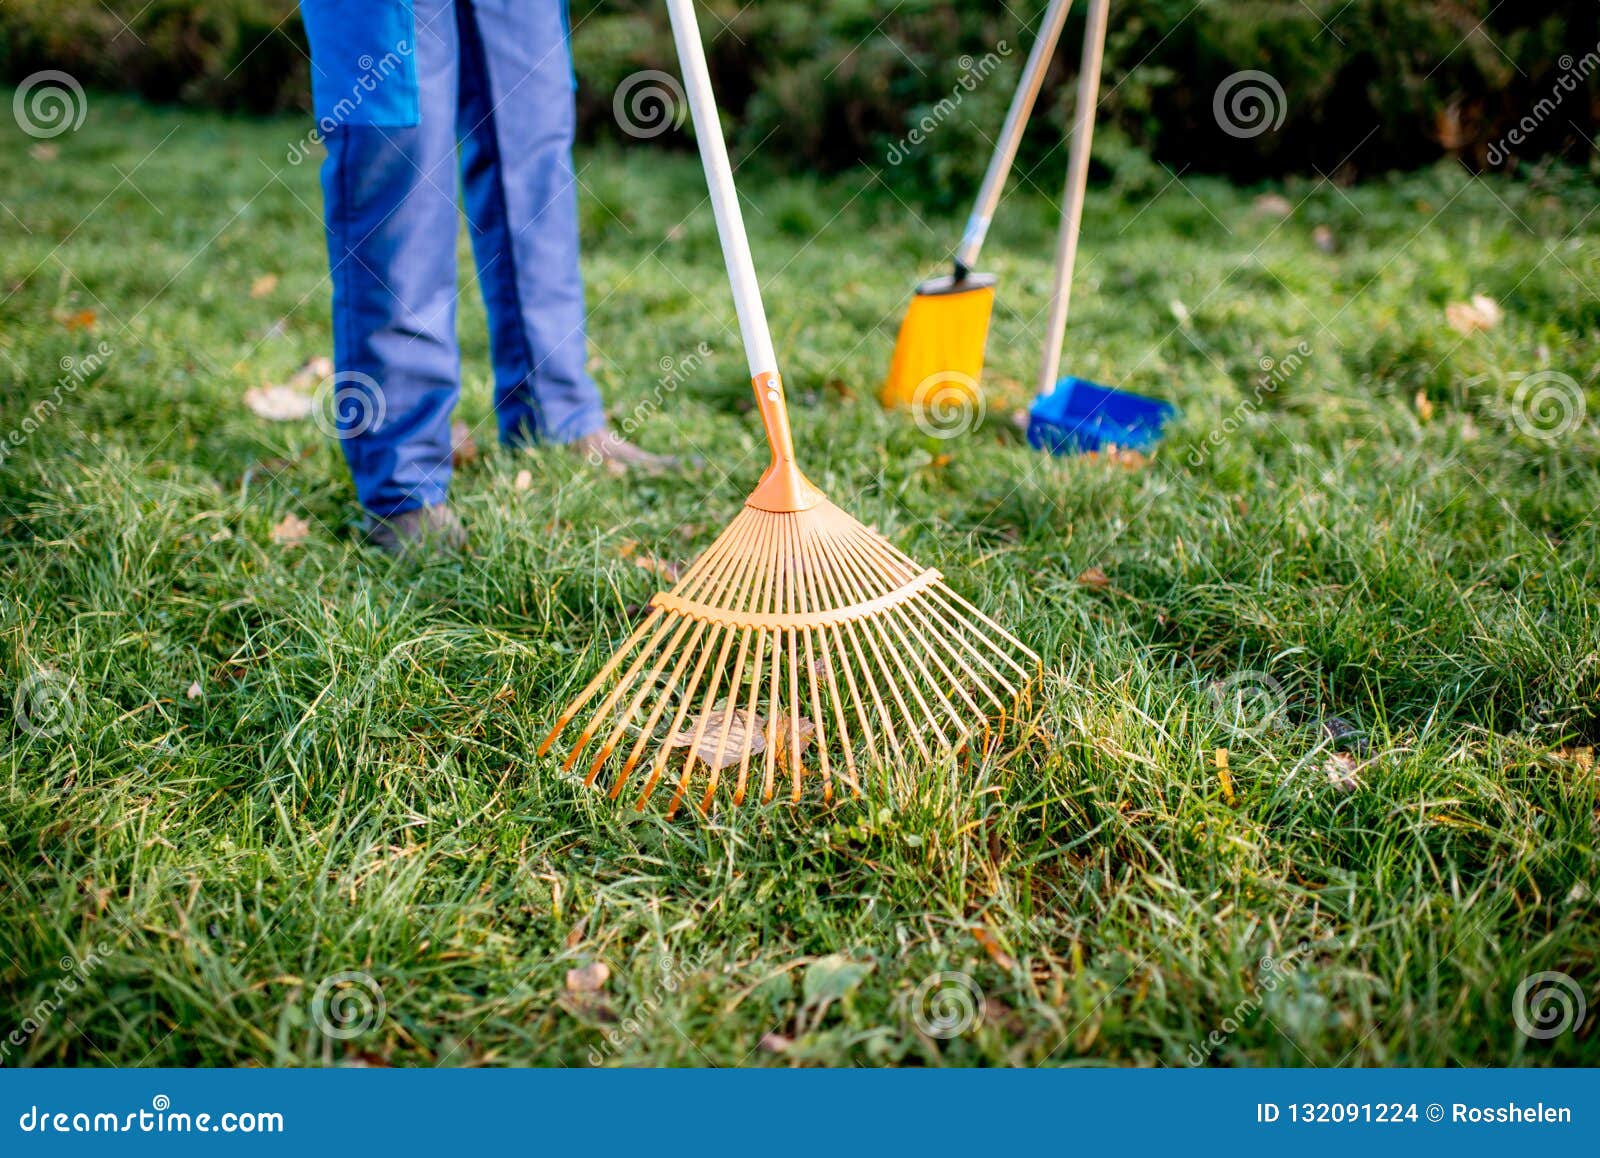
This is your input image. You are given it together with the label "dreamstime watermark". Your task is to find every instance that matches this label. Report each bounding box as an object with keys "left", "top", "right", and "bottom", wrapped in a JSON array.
[
  {"left": 885, "top": 44, "right": 1012, "bottom": 166},
  {"left": 1509, "top": 370, "right": 1587, "bottom": 441},
  {"left": 13, "top": 669, "right": 82, "bottom": 739},
  {"left": 1512, "top": 970, "right": 1587, "bottom": 1040},
  {"left": 587, "top": 949, "right": 713, "bottom": 1065},
  {"left": 0, "top": 341, "right": 115, "bottom": 471},
  {"left": 1188, "top": 340, "right": 1311, "bottom": 467},
  {"left": 1213, "top": 70, "right": 1287, "bottom": 139},
  {"left": 1209, "top": 670, "right": 1287, "bottom": 739},
  {"left": 13, "top": 71, "right": 87, "bottom": 139},
  {"left": 286, "top": 40, "right": 416, "bottom": 164},
  {"left": 0, "top": 943, "right": 111, "bottom": 1063},
  {"left": 910, "top": 370, "right": 984, "bottom": 439},
  {"left": 1186, "top": 941, "right": 1310, "bottom": 1065},
  {"left": 310, "top": 970, "right": 386, "bottom": 1040},
  {"left": 586, "top": 342, "right": 713, "bottom": 466},
  {"left": 911, "top": 971, "right": 984, "bottom": 1039},
  {"left": 311, "top": 369, "right": 386, "bottom": 440},
  {"left": 613, "top": 70, "right": 688, "bottom": 139},
  {"left": 17, "top": 1096, "right": 284, "bottom": 1135},
  {"left": 1486, "top": 44, "right": 1600, "bottom": 166}
]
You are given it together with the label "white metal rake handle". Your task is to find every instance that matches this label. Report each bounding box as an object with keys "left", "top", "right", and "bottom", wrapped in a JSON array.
[
  {"left": 953, "top": 0, "right": 1077, "bottom": 277},
  {"left": 666, "top": 0, "right": 815, "bottom": 512},
  {"left": 1036, "top": 0, "right": 1110, "bottom": 397}
]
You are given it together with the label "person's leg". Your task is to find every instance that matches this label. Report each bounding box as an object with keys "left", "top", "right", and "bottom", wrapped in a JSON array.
[
  {"left": 304, "top": 0, "right": 464, "bottom": 518},
  {"left": 454, "top": 0, "right": 606, "bottom": 447}
]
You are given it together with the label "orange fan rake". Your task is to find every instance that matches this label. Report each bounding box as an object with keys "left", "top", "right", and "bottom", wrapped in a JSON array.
[{"left": 539, "top": 0, "right": 1038, "bottom": 815}]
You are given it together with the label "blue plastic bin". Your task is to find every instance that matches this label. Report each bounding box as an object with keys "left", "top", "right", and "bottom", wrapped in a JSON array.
[{"left": 1026, "top": 377, "right": 1176, "bottom": 455}]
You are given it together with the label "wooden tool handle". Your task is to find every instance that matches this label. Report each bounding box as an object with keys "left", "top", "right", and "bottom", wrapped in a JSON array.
[
  {"left": 664, "top": 0, "right": 803, "bottom": 497},
  {"left": 954, "top": 0, "right": 1076, "bottom": 275},
  {"left": 1036, "top": 0, "right": 1109, "bottom": 397}
]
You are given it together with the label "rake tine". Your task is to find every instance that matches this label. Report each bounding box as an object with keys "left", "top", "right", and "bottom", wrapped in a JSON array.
[
  {"left": 697, "top": 515, "right": 777, "bottom": 813},
  {"left": 845, "top": 533, "right": 1026, "bottom": 709},
  {"left": 831, "top": 532, "right": 970, "bottom": 741},
  {"left": 560, "top": 613, "right": 677, "bottom": 773},
  {"left": 791, "top": 522, "right": 836, "bottom": 801},
  {"left": 613, "top": 620, "right": 706, "bottom": 796},
  {"left": 762, "top": 630, "right": 782, "bottom": 805},
  {"left": 912, "top": 584, "right": 1026, "bottom": 698},
  {"left": 540, "top": 606, "right": 662, "bottom": 759},
  {"left": 584, "top": 612, "right": 699, "bottom": 786},
  {"left": 780, "top": 517, "right": 805, "bottom": 803},
  {"left": 808, "top": 527, "right": 906, "bottom": 768},
  {"left": 734, "top": 516, "right": 783, "bottom": 806},
  {"left": 556, "top": 515, "right": 756, "bottom": 770},
  {"left": 795, "top": 521, "right": 856, "bottom": 794},
  {"left": 663, "top": 521, "right": 769, "bottom": 817},
  {"left": 889, "top": 603, "right": 985, "bottom": 724},
  {"left": 899, "top": 594, "right": 1012, "bottom": 713},
  {"left": 812, "top": 527, "right": 938, "bottom": 760},
  {"left": 930, "top": 585, "right": 1038, "bottom": 679},
  {"left": 621, "top": 514, "right": 774, "bottom": 803},
  {"left": 698, "top": 628, "right": 749, "bottom": 814}
]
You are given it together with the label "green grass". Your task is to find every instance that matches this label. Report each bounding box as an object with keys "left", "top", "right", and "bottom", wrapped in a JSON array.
[{"left": 2, "top": 94, "right": 1598, "bottom": 1067}]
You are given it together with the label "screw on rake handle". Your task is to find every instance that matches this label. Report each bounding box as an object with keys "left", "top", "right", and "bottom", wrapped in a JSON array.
[{"left": 664, "top": 0, "right": 813, "bottom": 511}]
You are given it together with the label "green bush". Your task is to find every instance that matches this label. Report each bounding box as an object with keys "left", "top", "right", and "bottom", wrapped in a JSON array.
[
  {"left": 2, "top": 0, "right": 1595, "bottom": 190},
  {"left": 0, "top": 0, "right": 307, "bottom": 113}
]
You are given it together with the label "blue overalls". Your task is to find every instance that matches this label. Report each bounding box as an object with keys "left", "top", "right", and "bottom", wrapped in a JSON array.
[{"left": 299, "top": 0, "right": 606, "bottom": 518}]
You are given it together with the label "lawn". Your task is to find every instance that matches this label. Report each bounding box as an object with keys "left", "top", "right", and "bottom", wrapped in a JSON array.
[{"left": 1, "top": 94, "right": 1597, "bottom": 1067}]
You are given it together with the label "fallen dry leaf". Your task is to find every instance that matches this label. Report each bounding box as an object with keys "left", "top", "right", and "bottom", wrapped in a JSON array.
[
  {"left": 1445, "top": 294, "right": 1502, "bottom": 335},
  {"left": 297, "top": 355, "right": 334, "bottom": 384},
  {"left": 972, "top": 924, "right": 1017, "bottom": 972},
  {"left": 928, "top": 453, "right": 953, "bottom": 469},
  {"left": 1076, "top": 566, "right": 1111, "bottom": 590},
  {"left": 1215, "top": 748, "right": 1235, "bottom": 804},
  {"left": 758, "top": 1032, "right": 793, "bottom": 1053},
  {"left": 1555, "top": 746, "right": 1595, "bottom": 774},
  {"left": 565, "top": 961, "right": 610, "bottom": 993},
  {"left": 1312, "top": 224, "right": 1337, "bottom": 254},
  {"left": 270, "top": 513, "right": 310, "bottom": 547},
  {"left": 1099, "top": 445, "right": 1148, "bottom": 470},
  {"left": 186, "top": 682, "right": 202, "bottom": 700},
  {"left": 666, "top": 708, "right": 766, "bottom": 770},
  {"left": 250, "top": 273, "right": 279, "bottom": 299},
  {"left": 1323, "top": 750, "right": 1360, "bottom": 792},
  {"left": 30, "top": 143, "right": 58, "bottom": 162},
  {"left": 771, "top": 715, "right": 817, "bottom": 765},
  {"left": 59, "top": 309, "right": 96, "bottom": 331},
  {"left": 450, "top": 420, "right": 479, "bottom": 468},
  {"left": 243, "top": 383, "right": 314, "bottom": 422},
  {"left": 633, "top": 555, "right": 684, "bottom": 583},
  {"left": 1253, "top": 192, "right": 1293, "bottom": 218},
  {"left": 513, "top": 469, "right": 533, "bottom": 492},
  {"left": 1414, "top": 390, "right": 1435, "bottom": 422}
]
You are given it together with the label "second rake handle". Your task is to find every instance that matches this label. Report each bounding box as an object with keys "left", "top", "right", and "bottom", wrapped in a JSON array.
[{"left": 1037, "top": 0, "right": 1110, "bottom": 397}]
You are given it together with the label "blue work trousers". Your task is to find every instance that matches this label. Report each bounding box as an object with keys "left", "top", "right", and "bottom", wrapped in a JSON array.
[{"left": 300, "top": 0, "right": 605, "bottom": 516}]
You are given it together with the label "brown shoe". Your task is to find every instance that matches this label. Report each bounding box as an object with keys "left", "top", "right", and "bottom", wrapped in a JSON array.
[
  {"left": 365, "top": 502, "right": 468, "bottom": 558},
  {"left": 569, "top": 430, "right": 687, "bottom": 477}
]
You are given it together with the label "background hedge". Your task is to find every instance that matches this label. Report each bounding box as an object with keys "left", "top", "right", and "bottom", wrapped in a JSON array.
[{"left": 2, "top": 0, "right": 1596, "bottom": 192}]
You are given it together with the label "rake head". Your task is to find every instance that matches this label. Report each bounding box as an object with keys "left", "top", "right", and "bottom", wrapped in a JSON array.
[{"left": 539, "top": 487, "right": 1039, "bottom": 817}]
